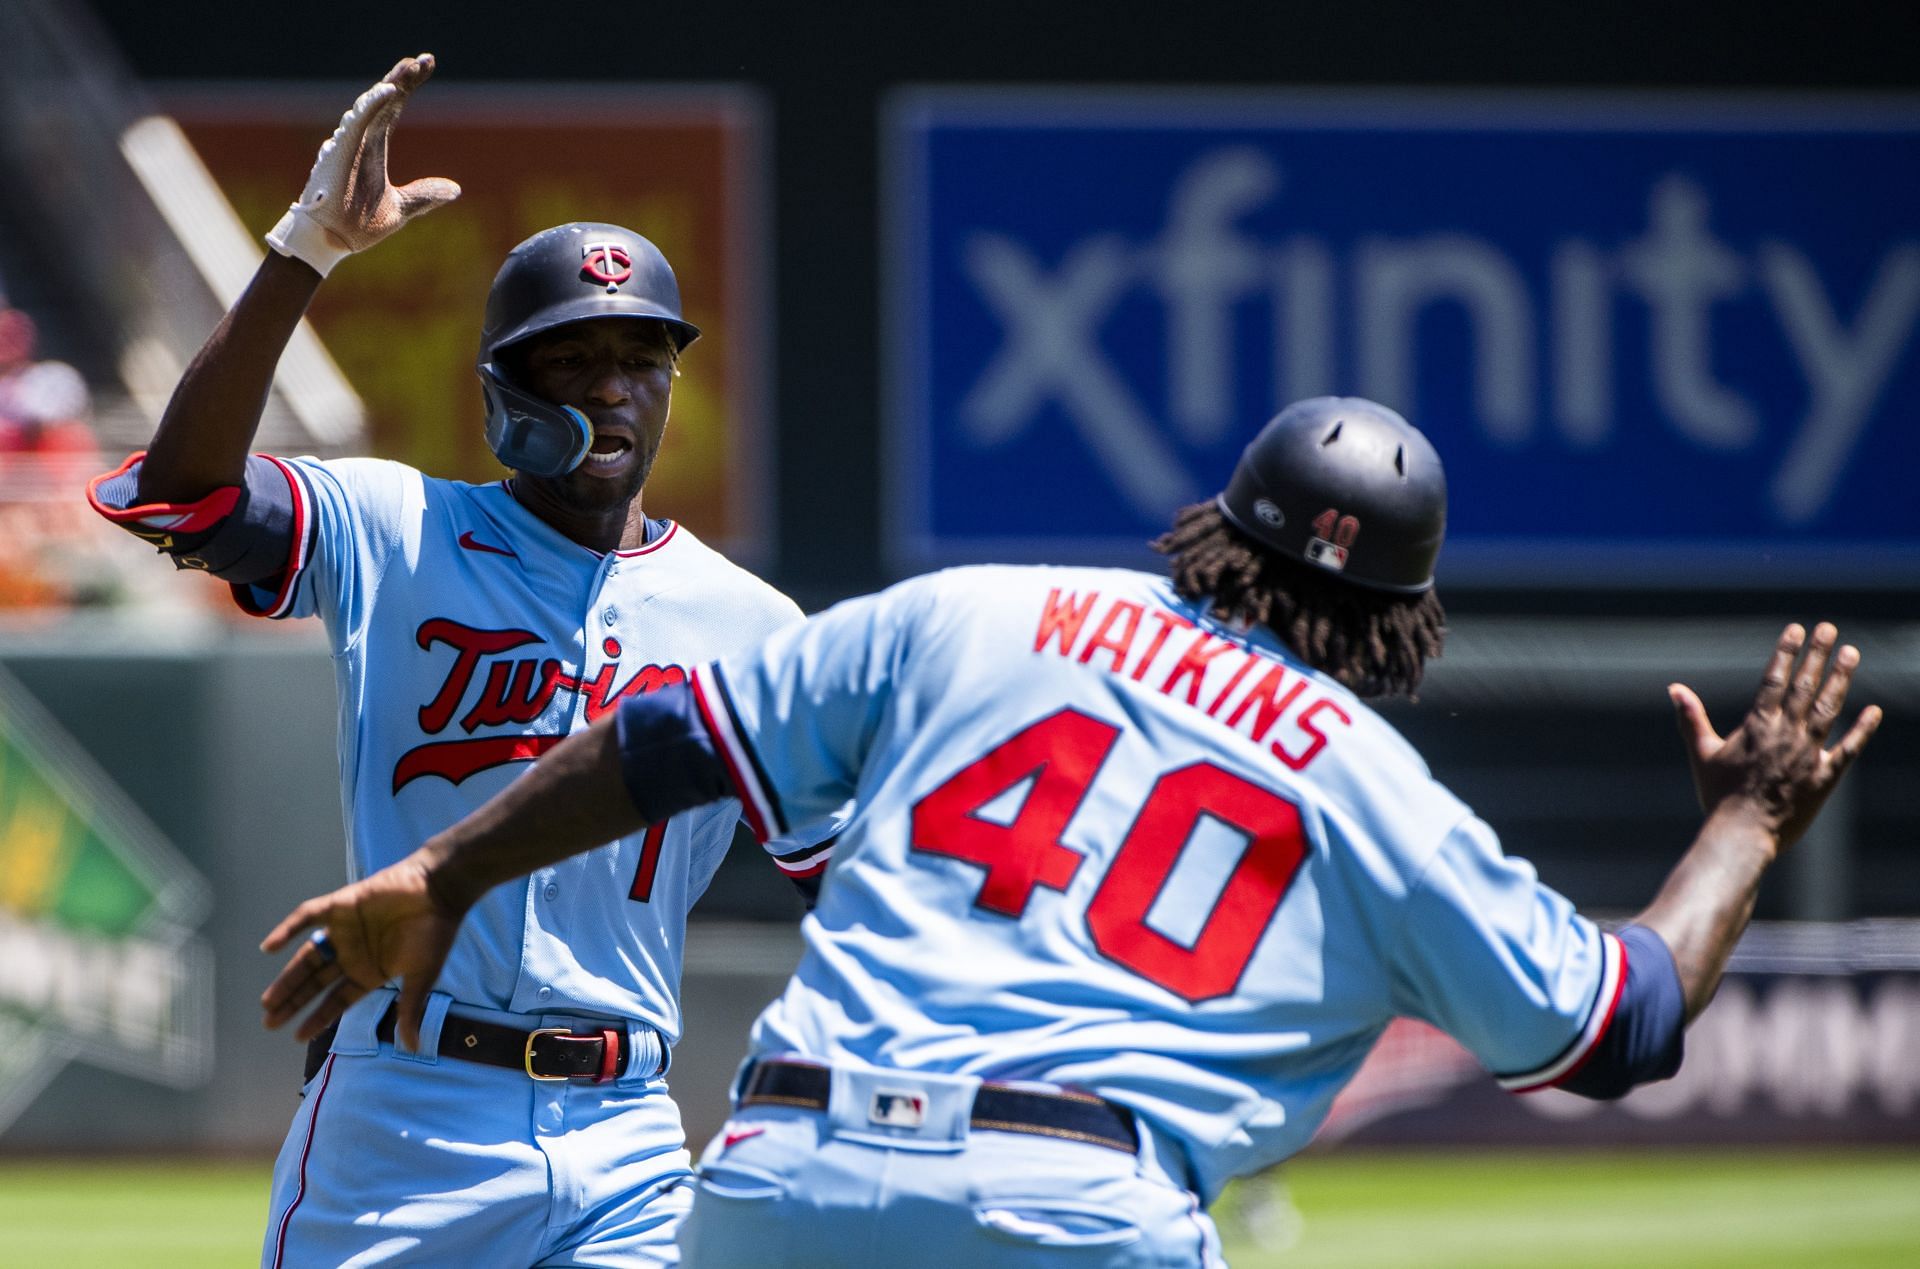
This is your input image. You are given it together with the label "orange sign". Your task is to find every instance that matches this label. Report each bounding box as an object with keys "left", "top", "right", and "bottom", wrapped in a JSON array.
[{"left": 167, "top": 85, "right": 769, "bottom": 558}]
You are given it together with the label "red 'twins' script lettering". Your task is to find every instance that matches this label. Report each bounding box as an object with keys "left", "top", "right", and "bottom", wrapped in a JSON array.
[
  {"left": 575, "top": 662, "right": 687, "bottom": 723},
  {"left": 416, "top": 620, "right": 543, "bottom": 733},
  {"left": 394, "top": 618, "right": 688, "bottom": 793}
]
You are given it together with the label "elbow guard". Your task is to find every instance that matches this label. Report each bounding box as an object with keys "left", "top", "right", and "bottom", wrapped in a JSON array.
[{"left": 87, "top": 454, "right": 296, "bottom": 585}]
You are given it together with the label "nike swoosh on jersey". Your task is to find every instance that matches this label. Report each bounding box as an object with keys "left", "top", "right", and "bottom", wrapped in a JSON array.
[
  {"left": 721, "top": 1124, "right": 766, "bottom": 1149},
  {"left": 458, "top": 530, "right": 517, "bottom": 558}
]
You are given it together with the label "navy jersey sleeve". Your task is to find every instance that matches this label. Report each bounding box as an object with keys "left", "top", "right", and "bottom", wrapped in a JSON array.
[{"left": 1555, "top": 924, "right": 1686, "bottom": 1099}]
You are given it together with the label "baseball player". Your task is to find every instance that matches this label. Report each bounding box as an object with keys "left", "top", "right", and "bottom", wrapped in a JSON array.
[
  {"left": 87, "top": 55, "right": 833, "bottom": 1267},
  {"left": 258, "top": 398, "right": 1879, "bottom": 1267}
]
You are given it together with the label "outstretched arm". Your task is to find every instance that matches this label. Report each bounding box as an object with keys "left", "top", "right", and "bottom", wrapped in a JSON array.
[
  {"left": 260, "top": 715, "right": 639, "bottom": 1047},
  {"left": 260, "top": 590, "right": 907, "bottom": 1051},
  {"left": 1408, "top": 622, "right": 1881, "bottom": 1102},
  {"left": 136, "top": 53, "right": 458, "bottom": 503},
  {"left": 261, "top": 681, "right": 734, "bottom": 1049},
  {"left": 1637, "top": 621, "right": 1880, "bottom": 1021}
]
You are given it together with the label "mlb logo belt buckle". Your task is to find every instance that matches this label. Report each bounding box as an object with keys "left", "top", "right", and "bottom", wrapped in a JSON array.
[{"left": 868, "top": 1089, "right": 929, "bottom": 1128}]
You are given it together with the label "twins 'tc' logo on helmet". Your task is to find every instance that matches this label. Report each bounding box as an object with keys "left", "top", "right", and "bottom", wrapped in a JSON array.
[{"left": 581, "top": 243, "right": 634, "bottom": 292}]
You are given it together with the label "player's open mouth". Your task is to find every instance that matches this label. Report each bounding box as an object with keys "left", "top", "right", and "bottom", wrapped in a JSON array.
[{"left": 583, "top": 434, "right": 634, "bottom": 472}]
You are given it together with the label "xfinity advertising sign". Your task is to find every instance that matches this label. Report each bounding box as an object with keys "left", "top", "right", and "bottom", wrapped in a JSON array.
[{"left": 886, "top": 92, "right": 1920, "bottom": 585}]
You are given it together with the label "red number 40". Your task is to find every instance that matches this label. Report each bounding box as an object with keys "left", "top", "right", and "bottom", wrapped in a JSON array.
[{"left": 910, "top": 710, "right": 1307, "bottom": 1002}]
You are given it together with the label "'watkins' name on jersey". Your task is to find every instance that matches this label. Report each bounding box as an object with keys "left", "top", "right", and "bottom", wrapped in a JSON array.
[
  {"left": 1032, "top": 587, "right": 1350, "bottom": 770},
  {"left": 395, "top": 616, "right": 687, "bottom": 793}
]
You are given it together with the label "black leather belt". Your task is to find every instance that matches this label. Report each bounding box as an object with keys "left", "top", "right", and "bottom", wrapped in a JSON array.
[
  {"left": 740, "top": 1059, "right": 1140, "bottom": 1155},
  {"left": 303, "top": 1004, "right": 631, "bottom": 1085}
]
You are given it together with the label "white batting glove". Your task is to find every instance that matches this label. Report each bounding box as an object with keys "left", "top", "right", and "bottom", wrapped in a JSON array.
[{"left": 265, "top": 52, "right": 462, "bottom": 277}]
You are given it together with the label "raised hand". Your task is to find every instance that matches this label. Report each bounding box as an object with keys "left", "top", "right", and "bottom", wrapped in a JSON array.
[
  {"left": 259, "top": 854, "right": 463, "bottom": 1052},
  {"left": 1668, "top": 622, "right": 1882, "bottom": 854},
  {"left": 265, "top": 52, "right": 462, "bottom": 276}
]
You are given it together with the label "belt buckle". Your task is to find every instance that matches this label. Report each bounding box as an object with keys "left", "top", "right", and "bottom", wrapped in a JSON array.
[{"left": 524, "top": 1027, "right": 571, "bottom": 1081}]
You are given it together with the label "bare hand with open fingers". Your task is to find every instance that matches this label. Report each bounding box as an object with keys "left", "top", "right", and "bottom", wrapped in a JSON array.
[
  {"left": 259, "top": 855, "right": 463, "bottom": 1051},
  {"left": 265, "top": 52, "right": 462, "bottom": 276},
  {"left": 1668, "top": 621, "right": 1882, "bottom": 855}
]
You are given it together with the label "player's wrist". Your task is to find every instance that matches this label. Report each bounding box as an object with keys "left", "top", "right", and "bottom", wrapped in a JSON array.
[
  {"left": 266, "top": 206, "right": 352, "bottom": 277},
  {"left": 1699, "top": 797, "right": 1784, "bottom": 862},
  {"left": 414, "top": 840, "right": 483, "bottom": 917}
]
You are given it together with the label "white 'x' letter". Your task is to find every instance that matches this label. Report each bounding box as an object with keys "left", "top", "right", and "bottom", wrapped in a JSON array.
[{"left": 959, "top": 233, "right": 1198, "bottom": 518}]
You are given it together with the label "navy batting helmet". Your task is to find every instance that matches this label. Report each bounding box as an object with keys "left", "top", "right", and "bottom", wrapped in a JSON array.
[
  {"left": 1217, "top": 396, "right": 1447, "bottom": 592},
  {"left": 476, "top": 222, "right": 701, "bottom": 478}
]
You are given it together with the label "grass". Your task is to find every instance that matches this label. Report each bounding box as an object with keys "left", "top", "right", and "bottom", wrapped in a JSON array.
[
  {"left": 0, "top": 1149, "right": 1913, "bottom": 1266},
  {"left": 0, "top": 1159, "right": 269, "bottom": 1266},
  {"left": 1213, "top": 1149, "right": 1920, "bottom": 1268}
]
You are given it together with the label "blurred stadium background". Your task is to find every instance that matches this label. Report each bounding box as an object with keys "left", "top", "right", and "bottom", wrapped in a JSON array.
[{"left": 0, "top": 0, "right": 1914, "bottom": 1261}]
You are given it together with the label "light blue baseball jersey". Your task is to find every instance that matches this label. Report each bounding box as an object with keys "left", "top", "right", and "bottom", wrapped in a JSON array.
[
  {"left": 693, "top": 564, "right": 1622, "bottom": 1203},
  {"left": 246, "top": 454, "right": 814, "bottom": 1040}
]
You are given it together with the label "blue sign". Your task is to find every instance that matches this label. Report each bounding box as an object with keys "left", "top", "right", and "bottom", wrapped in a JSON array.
[{"left": 886, "top": 92, "right": 1920, "bottom": 586}]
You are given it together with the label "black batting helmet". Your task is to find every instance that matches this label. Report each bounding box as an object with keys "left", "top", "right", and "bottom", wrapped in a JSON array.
[
  {"left": 1217, "top": 396, "right": 1447, "bottom": 592},
  {"left": 476, "top": 222, "right": 701, "bottom": 477}
]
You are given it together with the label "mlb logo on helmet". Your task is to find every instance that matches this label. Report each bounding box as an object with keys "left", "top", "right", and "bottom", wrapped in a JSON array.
[
  {"left": 581, "top": 242, "right": 634, "bottom": 292},
  {"left": 1305, "top": 538, "right": 1349, "bottom": 571},
  {"left": 869, "top": 1090, "right": 928, "bottom": 1128}
]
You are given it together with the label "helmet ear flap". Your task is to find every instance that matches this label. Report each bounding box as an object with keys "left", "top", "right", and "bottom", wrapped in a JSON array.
[{"left": 478, "top": 363, "right": 592, "bottom": 478}]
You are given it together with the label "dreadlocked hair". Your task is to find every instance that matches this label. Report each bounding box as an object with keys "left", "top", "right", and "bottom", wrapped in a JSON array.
[{"left": 1152, "top": 501, "right": 1446, "bottom": 699}]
